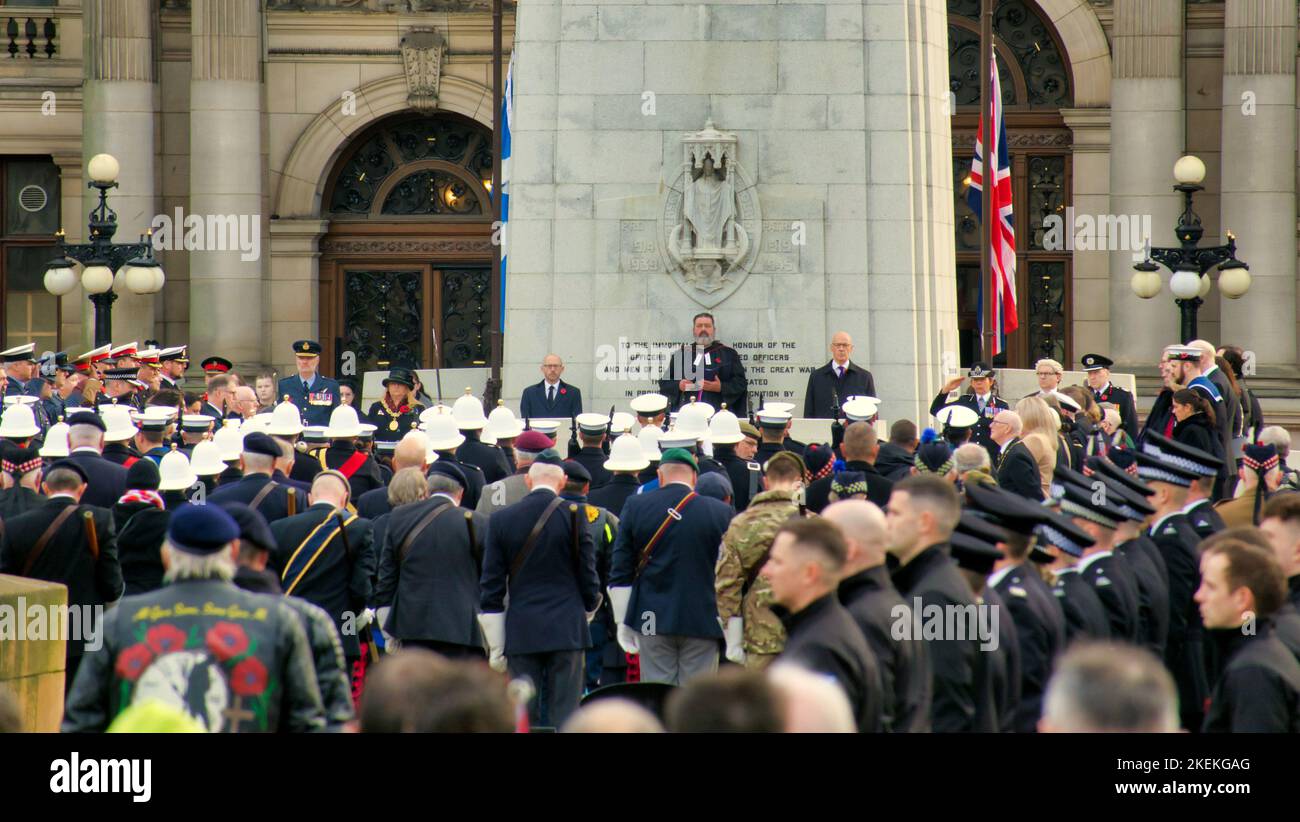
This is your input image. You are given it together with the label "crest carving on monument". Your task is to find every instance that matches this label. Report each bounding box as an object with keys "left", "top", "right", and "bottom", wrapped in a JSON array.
[{"left": 658, "top": 121, "right": 762, "bottom": 308}]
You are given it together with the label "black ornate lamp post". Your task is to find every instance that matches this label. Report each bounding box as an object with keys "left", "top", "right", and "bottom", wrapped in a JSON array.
[
  {"left": 1131, "top": 154, "right": 1251, "bottom": 343},
  {"left": 42, "top": 153, "right": 165, "bottom": 347}
]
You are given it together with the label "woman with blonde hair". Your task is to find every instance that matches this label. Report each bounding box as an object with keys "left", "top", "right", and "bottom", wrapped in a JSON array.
[{"left": 1014, "top": 395, "right": 1059, "bottom": 498}]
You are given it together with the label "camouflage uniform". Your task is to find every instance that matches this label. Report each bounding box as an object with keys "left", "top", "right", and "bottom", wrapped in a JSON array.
[{"left": 715, "top": 488, "right": 798, "bottom": 670}]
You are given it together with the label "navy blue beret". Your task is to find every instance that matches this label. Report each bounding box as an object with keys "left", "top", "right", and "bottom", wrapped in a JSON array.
[
  {"left": 427, "top": 460, "right": 467, "bottom": 489},
  {"left": 167, "top": 504, "right": 240, "bottom": 555},
  {"left": 46, "top": 459, "right": 89, "bottom": 485},
  {"left": 66, "top": 409, "right": 106, "bottom": 432},
  {"left": 561, "top": 459, "right": 591, "bottom": 484},
  {"left": 242, "top": 431, "right": 282, "bottom": 459}
]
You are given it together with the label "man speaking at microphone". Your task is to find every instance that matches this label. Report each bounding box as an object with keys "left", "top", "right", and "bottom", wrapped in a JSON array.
[{"left": 658, "top": 312, "right": 748, "bottom": 415}]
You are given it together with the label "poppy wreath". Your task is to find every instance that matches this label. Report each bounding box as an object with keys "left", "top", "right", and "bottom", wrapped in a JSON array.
[{"left": 206, "top": 621, "right": 250, "bottom": 662}]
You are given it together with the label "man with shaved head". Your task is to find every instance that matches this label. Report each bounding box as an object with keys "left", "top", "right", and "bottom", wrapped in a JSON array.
[
  {"left": 269, "top": 468, "right": 376, "bottom": 672},
  {"left": 355, "top": 430, "right": 430, "bottom": 519},
  {"left": 825, "top": 500, "right": 931, "bottom": 732},
  {"left": 520, "top": 353, "right": 583, "bottom": 419},
  {"left": 803, "top": 331, "right": 877, "bottom": 420}
]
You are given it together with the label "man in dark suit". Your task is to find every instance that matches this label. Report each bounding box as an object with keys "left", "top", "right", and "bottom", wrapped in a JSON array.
[
  {"left": 208, "top": 432, "right": 301, "bottom": 524},
  {"left": 478, "top": 456, "right": 600, "bottom": 727},
  {"left": 765, "top": 517, "right": 884, "bottom": 732},
  {"left": 1081, "top": 353, "right": 1137, "bottom": 443},
  {"left": 62, "top": 411, "right": 128, "bottom": 509},
  {"left": 886, "top": 475, "right": 988, "bottom": 732},
  {"left": 929, "top": 363, "right": 1009, "bottom": 465},
  {"left": 519, "top": 354, "right": 583, "bottom": 419},
  {"left": 374, "top": 462, "right": 487, "bottom": 659},
  {"left": 825, "top": 500, "right": 931, "bottom": 733},
  {"left": 609, "top": 449, "right": 733, "bottom": 685},
  {"left": 803, "top": 331, "right": 877, "bottom": 419},
  {"left": 269, "top": 470, "right": 374, "bottom": 663},
  {"left": 806, "top": 421, "right": 892, "bottom": 514},
  {"left": 277, "top": 339, "right": 341, "bottom": 428},
  {"left": 657, "top": 313, "right": 748, "bottom": 415},
  {"left": 989, "top": 410, "right": 1044, "bottom": 501},
  {"left": 0, "top": 461, "right": 120, "bottom": 689}
]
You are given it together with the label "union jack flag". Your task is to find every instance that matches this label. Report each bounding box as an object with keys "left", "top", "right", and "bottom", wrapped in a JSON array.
[{"left": 966, "top": 55, "right": 1018, "bottom": 357}]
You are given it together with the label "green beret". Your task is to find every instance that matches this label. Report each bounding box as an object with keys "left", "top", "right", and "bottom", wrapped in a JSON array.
[{"left": 659, "top": 447, "right": 698, "bottom": 473}]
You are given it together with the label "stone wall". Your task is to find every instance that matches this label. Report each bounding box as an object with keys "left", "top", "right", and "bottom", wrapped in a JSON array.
[{"left": 0, "top": 575, "right": 68, "bottom": 733}]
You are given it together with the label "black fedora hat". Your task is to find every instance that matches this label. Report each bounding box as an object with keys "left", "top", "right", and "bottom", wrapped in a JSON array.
[{"left": 382, "top": 366, "right": 416, "bottom": 389}]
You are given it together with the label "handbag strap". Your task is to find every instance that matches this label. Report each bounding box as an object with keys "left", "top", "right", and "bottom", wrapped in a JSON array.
[
  {"left": 634, "top": 491, "right": 697, "bottom": 580},
  {"left": 21, "top": 504, "right": 80, "bottom": 577},
  {"left": 509, "top": 495, "right": 566, "bottom": 583}
]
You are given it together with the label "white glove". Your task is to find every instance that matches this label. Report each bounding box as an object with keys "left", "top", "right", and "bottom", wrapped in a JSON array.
[
  {"left": 356, "top": 607, "right": 375, "bottom": 631},
  {"left": 617, "top": 623, "right": 640, "bottom": 655},
  {"left": 607, "top": 586, "right": 632, "bottom": 625},
  {"left": 724, "top": 616, "right": 746, "bottom": 665},
  {"left": 375, "top": 606, "right": 392, "bottom": 632},
  {"left": 477, "top": 611, "right": 507, "bottom": 672}
]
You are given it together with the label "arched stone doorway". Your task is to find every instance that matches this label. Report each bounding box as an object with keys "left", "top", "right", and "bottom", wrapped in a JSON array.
[
  {"left": 948, "top": 0, "right": 1076, "bottom": 369},
  {"left": 317, "top": 111, "right": 495, "bottom": 375}
]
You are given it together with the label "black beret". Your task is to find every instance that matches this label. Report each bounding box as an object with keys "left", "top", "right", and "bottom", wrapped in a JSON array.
[
  {"left": 125, "top": 458, "right": 161, "bottom": 491},
  {"left": 167, "top": 504, "right": 241, "bottom": 556},
  {"left": 45, "top": 459, "right": 88, "bottom": 485},
  {"left": 242, "top": 431, "right": 282, "bottom": 459},
  {"left": 427, "top": 460, "right": 467, "bottom": 489},
  {"left": 219, "top": 502, "right": 277, "bottom": 554},
  {"left": 561, "top": 459, "right": 591, "bottom": 483},
  {"left": 66, "top": 410, "right": 106, "bottom": 432}
]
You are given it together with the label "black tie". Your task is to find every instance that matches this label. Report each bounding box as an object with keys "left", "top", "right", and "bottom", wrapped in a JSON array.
[
  {"left": 303, "top": 380, "right": 310, "bottom": 394},
  {"left": 548, "top": 385, "right": 555, "bottom": 404}
]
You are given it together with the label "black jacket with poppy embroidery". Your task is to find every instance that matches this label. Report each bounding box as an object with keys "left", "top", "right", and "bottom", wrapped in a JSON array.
[{"left": 62, "top": 578, "right": 326, "bottom": 733}]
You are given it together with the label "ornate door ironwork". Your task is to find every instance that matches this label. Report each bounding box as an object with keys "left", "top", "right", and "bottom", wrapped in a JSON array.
[
  {"left": 439, "top": 266, "right": 491, "bottom": 368},
  {"left": 342, "top": 268, "right": 423, "bottom": 372}
]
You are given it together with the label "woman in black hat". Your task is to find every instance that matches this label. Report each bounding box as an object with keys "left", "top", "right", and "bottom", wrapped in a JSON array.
[{"left": 367, "top": 366, "right": 424, "bottom": 444}]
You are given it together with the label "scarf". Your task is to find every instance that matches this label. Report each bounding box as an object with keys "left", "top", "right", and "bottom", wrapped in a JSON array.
[{"left": 119, "top": 489, "right": 165, "bottom": 510}]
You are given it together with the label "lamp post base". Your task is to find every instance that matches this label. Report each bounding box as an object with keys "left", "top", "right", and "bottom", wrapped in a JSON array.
[
  {"left": 88, "top": 290, "right": 118, "bottom": 348},
  {"left": 1175, "top": 296, "right": 1202, "bottom": 344}
]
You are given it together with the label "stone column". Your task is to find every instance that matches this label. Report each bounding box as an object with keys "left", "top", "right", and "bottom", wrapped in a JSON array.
[
  {"left": 1108, "top": 0, "right": 1183, "bottom": 366},
  {"left": 1219, "top": 0, "right": 1296, "bottom": 364},
  {"left": 189, "top": 0, "right": 263, "bottom": 366},
  {"left": 1062, "top": 109, "right": 1111, "bottom": 367},
  {"left": 82, "top": 0, "right": 158, "bottom": 349}
]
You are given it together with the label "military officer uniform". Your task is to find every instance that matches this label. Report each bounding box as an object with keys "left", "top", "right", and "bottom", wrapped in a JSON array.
[
  {"left": 1081, "top": 353, "right": 1137, "bottom": 442},
  {"left": 753, "top": 408, "right": 794, "bottom": 469},
  {"left": 929, "top": 363, "right": 1009, "bottom": 465},
  {"left": 269, "top": 500, "right": 375, "bottom": 660},
  {"left": 570, "top": 413, "right": 614, "bottom": 490},
  {"left": 1053, "top": 479, "right": 1143, "bottom": 644},
  {"left": 278, "top": 340, "right": 341, "bottom": 428}
]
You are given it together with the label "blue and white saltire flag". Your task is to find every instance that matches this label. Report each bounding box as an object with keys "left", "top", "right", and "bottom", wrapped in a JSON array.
[{"left": 498, "top": 52, "right": 514, "bottom": 333}]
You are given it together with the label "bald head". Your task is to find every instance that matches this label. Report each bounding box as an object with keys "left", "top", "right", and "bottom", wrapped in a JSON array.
[
  {"left": 767, "top": 663, "right": 855, "bottom": 733},
  {"left": 540, "top": 354, "right": 565, "bottom": 382},
  {"left": 830, "top": 331, "right": 853, "bottom": 366},
  {"left": 394, "top": 430, "right": 430, "bottom": 471},
  {"left": 561, "top": 699, "right": 664, "bottom": 733},
  {"left": 822, "top": 500, "right": 888, "bottom": 573},
  {"left": 310, "top": 471, "right": 351, "bottom": 507}
]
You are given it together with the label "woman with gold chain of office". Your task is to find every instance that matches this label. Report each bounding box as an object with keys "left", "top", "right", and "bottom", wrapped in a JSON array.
[{"left": 366, "top": 366, "right": 424, "bottom": 444}]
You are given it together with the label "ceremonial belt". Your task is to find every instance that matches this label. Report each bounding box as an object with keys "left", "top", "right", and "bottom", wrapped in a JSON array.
[
  {"left": 123, "top": 456, "right": 140, "bottom": 468},
  {"left": 281, "top": 511, "right": 359, "bottom": 596},
  {"left": 249, "top": 479, "right": 280, "bottom": 513},
  {"left": 634, "top": 491, "right": 696, "bottom": 580},
  {"left": 337, "top": 450, "right": 368, "bottom": 479},
  {"left": 508, "top": 495, "right": 566, "bottom": 583},
  {"left": 21, "top": 505, "right": 81, "bottom": 577}
]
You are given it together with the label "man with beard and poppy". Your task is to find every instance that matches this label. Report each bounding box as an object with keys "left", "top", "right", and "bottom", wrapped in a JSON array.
[{"left": 658, "top": 312, "right": 748, "bottom": 415}]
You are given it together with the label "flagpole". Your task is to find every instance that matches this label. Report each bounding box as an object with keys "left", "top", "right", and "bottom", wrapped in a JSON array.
[
  {"left": 979, "top": 0, "right": 994, "bottom": 363},
  {"left": 488, "top": 0, "right": 504, "bottom": 406}
]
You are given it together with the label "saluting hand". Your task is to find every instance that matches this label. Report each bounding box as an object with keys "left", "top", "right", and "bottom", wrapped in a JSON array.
[{"left": 942, "top": 376, "right": 965, "bottom": 394}]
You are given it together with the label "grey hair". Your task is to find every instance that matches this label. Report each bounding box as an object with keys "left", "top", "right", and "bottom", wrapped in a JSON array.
[
  {"left": 242, "top": 452, "right": 275, "bottom": 473},
  {"left": 527, "top": 461, "right": 565, "bottom": 488},
  {"left": 67, "top": 426, "right": 103, "bottom": 449},
  {"left": 1041, "top": 642, "right": 1179, "bottom": 732},
  {"left": 162, "top": 542, "right": 236, "bottom": 583},
  {"left": 953, "top": 443, "right": 990, "bottom": 474},
  {"left": 387, "top": 467, "right": 429, "bottom": 506},
  {"left": 514, "top": 449, "right": 541, "bottom": 467},
  {"left": 1259, "top": 425, "right": 1290, "bottom": 457}
]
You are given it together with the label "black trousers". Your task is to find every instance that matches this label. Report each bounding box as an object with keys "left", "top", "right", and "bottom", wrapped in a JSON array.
[
  {"left": 403, "top": 639, "right": 486, "bottom": 661},
  {"left": 508, "top": 650, "right": 584, "bottom": 729}
]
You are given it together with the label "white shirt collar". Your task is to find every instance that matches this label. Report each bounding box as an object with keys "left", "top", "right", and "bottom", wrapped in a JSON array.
[
  {"left": 544, "top": 379, "right": 560, "bottom": 390},
  {"left": 975, "top": 393, "right": 991, "bottom": 404},
  {"left": 1078, "top": 549, "right": 1113, "bottom": 573},
  {"left": 833, "top": 359, "right": 851, "bottom": 372},
  {"left": 668, "top": 480, "right": 694, "bottom": 490},
  {"left": 1181, "top": 497, "right": 1208, "bottom": 515},
  {"left": 999, "top": 438, "right": 1014, "bottom": 454},
  {"left": 431, "top": 492, "right": 458, "bottom": 504},
  {"left": 1148, "top": 511, "right": 1180, "bottom": 534},
  {"left": 49, "top": 492, "right": 78, "bottom": 501},
  {"left": 70, "top": 446, "right": 101, "bottom": 454},
  {"left": 532, "top": 485, "right": 558, "bottom": 496},
  {"left": 987, "top": 565, "right": 1015, "bottom": 590},
  {"left": 1096, "top": 381, "right": 1111, "bottom": 394}
]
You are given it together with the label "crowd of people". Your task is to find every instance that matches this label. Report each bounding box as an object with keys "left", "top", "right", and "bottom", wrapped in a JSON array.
[{"left": 1, "top": 326, "right": 1298, "bottom": 734}]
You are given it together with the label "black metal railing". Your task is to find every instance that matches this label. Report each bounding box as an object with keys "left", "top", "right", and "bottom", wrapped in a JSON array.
[{"left": 5, "top": 16, "right": 57, "bottom": 58}]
